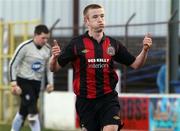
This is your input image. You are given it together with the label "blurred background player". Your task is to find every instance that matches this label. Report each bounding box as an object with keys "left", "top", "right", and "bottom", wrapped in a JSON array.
[
  {"left": 9, "top": 24, "right": 54, "bottom": 131},
  {"left": 50, "top": 4, "right": 152, "bottom": 131},
  {"left": 156, "top": 64, "right": 166, "bottom": 93}
]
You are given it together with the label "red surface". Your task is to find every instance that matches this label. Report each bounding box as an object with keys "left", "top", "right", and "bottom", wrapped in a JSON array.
[{"left": 119, "top": 97, "right": 149, "bottom": 130}]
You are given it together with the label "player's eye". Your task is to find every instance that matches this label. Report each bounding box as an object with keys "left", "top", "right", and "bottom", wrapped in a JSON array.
[
  {"left": 92, "top": 15, "right": 98, "bottom": 19},
  {"left": 101, "top": 14, "right": 104, "bottom": 18}
]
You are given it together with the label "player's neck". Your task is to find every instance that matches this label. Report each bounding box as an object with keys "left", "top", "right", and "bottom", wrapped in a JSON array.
[
  {"left": 88, "top": 30, "right": 103, "bottom": 43},
  {"left": 33, "top": 38, "right": 42, "bottom": 49}
]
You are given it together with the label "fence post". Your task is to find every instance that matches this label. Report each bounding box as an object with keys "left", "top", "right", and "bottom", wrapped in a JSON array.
[
  {"left": 167, "top": 9, "right": 179, "bottom": 93},
  {"left": 122, "top": 13, "right": 136, "bottom": 92},
  {"left": 0, "top": 21, "right": 3, "bottom": 122}
]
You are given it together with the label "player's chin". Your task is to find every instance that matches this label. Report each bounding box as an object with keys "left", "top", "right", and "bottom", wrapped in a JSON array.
[
  {"left": 96, "top": 28, "right": 104, "bottom": 33},
  {"left": 40, "top": 43, "right": 45, "bottom": 46}
]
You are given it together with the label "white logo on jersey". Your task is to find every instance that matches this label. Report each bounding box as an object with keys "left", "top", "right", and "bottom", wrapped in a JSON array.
[{"left": 31, "top": 61, "right": 42, "bottom": 71}]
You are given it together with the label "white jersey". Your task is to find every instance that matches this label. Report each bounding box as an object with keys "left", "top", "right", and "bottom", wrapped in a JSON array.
[{"left": 9, "top": 39, "right": 53, "bottom": 85}]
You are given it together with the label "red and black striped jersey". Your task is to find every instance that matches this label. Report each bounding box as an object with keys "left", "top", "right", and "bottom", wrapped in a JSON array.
[{"left": 58, "top": 31, "right": 135, "bottom": 99}]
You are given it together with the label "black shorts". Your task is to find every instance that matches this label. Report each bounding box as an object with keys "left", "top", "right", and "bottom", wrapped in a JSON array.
[
  {"left": 17, "top": 77, "right": 41, "bottom": 117},
  {"left": 76, "top": 92, "right": 121, "bottom": 131}
]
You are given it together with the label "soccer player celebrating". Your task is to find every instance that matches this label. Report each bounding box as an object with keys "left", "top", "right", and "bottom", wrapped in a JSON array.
[{"left": 50, "top": 4, "right": 152, "bottom": 131}]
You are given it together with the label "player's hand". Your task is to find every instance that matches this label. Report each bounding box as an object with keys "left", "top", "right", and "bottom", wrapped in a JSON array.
[
  {"left": 51, "top": 40, "right": 61, "bottom": 59},
  {"left": 10, "top": 81, "right": 22, "bottom": 95},
  {"left": 50, "top": 40, "right": 61, "bottom": 72},
  {"left": 46, "top": 84, "right": 54, "bottom": 93},
  {"left": 143, "top": 33, "right": 152, "bottom": 51}
]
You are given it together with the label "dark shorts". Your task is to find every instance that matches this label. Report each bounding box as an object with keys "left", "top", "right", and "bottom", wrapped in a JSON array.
[
  {"left": 17, "top": 77, "right": 41, "bottom": 118},
  {"left": 76, "top": 92, "right": 121, "bottom": 131}
]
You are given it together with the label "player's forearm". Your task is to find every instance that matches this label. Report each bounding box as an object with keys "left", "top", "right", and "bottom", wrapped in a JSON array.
[
  {"left": 9, "top": 62, "right": 18, "bottom": 81},
  {"left": 49, "top": 56, "right": 61, "bottom": 72},
  {"left": 47, "top": 68, "right": 54, "bottom": 85},
  {"left": 131, "top": 48, "right": 149, "bottom": 69}
]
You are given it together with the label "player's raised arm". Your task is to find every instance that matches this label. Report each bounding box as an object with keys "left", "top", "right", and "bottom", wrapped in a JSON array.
[
  {"left": 49, "top": 40, "right": 61, "bottom": 72},
  {"left": 130, "top": 33, "right": 152, "bottom": 69}
]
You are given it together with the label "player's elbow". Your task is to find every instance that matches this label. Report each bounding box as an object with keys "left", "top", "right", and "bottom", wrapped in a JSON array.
[
  {"left": 50, "top": 67, "right": 55, "bottom": 72},
  {"left": 50, "top": 67, "right": 57, "bottom": 72},
  {"left": 130, "top": 62, "right": 143, "bottom": 69},
  {"left": 50, "top": 64, "right": 61, "bottom": 72}
]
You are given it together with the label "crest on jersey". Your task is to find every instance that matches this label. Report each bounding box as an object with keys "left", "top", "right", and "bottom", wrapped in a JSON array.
[{"left": 107, "top": 45, "right": 115, "bottom": 56}]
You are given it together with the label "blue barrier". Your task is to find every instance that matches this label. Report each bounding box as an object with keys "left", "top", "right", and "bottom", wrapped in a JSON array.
[
  {"left": 148, "top": 50, "right": 165, "bottom": 57},
  {"left": 126, "top": 64, "right": 162, "bottom": 75},
  {"left": 171, "top": 80, "right": 180, "bottom": 93},
  {"left": 126, "top": 73, "right": 157, "bottom": 82}
]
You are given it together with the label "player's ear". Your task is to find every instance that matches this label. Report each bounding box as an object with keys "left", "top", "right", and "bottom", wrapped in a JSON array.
[
  {"left": 84, "top": 16, "right": 87, "bottom": 24},
  {"left": 84, "top": 16, "right": 90, "bottom": 26}
]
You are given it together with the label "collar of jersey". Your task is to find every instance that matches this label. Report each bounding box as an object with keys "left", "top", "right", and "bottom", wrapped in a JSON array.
[{"left": 84, "top": 31, "right": 106, "bottom": 42}]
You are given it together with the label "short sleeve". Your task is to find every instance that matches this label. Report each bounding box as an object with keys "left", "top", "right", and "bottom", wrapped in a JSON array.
[{"left": 113, "top": 40, "right": 135, "bottom": 66}]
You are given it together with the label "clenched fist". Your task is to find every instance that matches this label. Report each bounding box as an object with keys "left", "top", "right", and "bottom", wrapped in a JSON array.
[
  {"left": 46, "top": 84, "right": 54, "bottom": 93},
  {"left": 10, "top": 81, "right": 22, "bottom": 95},
  {"left": 143, "top": 33, "right": 152, "bottom": 51}
]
